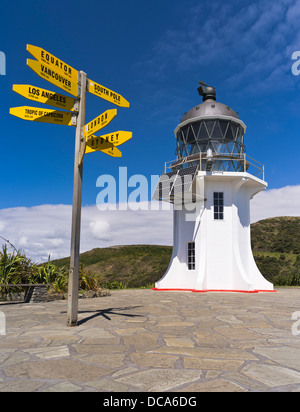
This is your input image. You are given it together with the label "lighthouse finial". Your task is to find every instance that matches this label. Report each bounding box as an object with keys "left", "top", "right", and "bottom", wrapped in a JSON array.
[{"left": 197, "top": 81, "right": 216, "bottom": 101}]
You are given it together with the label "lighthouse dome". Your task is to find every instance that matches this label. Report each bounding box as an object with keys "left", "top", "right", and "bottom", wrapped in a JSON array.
[
  {"left": 180, "top": 99, "right": 240, "bottom": 123},
  {"left": 173, "top": 83, "right": 246, "bottom": 172}
]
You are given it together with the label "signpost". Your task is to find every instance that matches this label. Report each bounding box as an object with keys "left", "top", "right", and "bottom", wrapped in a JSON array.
[
  {"left": 84, "top": 109, "right": 117, "bottom": 138},
  {"left": 27, "top": 44, "right": 78, "bottom": 83},
  {"left": 10, "top": 44, "right": 131, "bottom": 327},
  {"left": 86, "top": 145, "right": 122, "bottom": 157},
  {"left": 12, "top": 85, "right": 78, "bottom": 111},
  {"left": 88, "top": 79, "right": 130, "bottom": 108},
  {"left": 27, "top": 59, "right": 78, "bottom": 97},
  {"left": 10, "top": 105, "right": 77, "bottom": 126},
  {"left": 87, "top": 131, "right": 132, "bottom": 147},
  {"left": 86, "top": 138, "right": 115, "bottom": 152},
  {"left": 85, "top": 131, "right": 132, "bottom": 156},
  {"left": 67, "top": 71, "right": 87, "bottom": 327}
]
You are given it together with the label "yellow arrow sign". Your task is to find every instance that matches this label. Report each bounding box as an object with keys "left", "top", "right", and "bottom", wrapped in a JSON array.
[
  {"left": 27, "top": 44, "right": 78, "bottom": 84},
  {"left": 13, "top": 84, "right": 78, "bottom": 112},
  {"left": 84, "top": 109, "right": 117, "bottom": 138},
  {"left": 87, "top": 131, "right": 132, "bottom": 148},
  {"left": 88, "top": 79, "right": 130, "bottom": 108},
  {"left": 9, "top": 106, "right": 76, "bottom": 126},
  {"left": 101, "top": 146, "right": 122, "bottom": 157},
  {"left": 86, "top": 139, "right": 113, "bottom": 152},
  {"left": 27, "top": 59, "right": 78, "bottom": 97},
  {"left": 86, "top": 143, "right": 122, "bottom": 157}
]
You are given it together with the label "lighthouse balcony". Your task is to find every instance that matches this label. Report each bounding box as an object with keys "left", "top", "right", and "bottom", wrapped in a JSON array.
[
  {"left": 152, "top": 153, "right": 265, "bottom": 204},
  {"left": 165, "top": 152, "right": 264, "bottom": 180}
]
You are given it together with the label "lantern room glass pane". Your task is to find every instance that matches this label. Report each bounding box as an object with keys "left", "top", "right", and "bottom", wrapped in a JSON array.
[
  {"left": 225, "top": 123, "right": 234, "bottom": 140},
  {"left": 211, "top": 121, "right": 223, "bottom": 139},
  {"left": 186, "top": 125, "right": 196, "bottom": 143},
  {"left": 177, "top": 130, "right": 184, "bottom": 144},
  {"left": 231, "top": 122, "right": 238, "bottom": 139},
  {"left": 205, "top": 120, "right": 215, "bottom": 136},
  {"left": 181, "top": 125, "right": 189, "bottom": 142},
  {"left": 219, "top": 120, "right": 229, "bottom": 137},
  {"left": 176, "top": 119, "right": 245, "bottom": 172},
  {"left": 198, "top": 122, "right": 209, "bottom": 140},
  {"left": 192, "top": 122, "right": 201, "bottom": 140}
]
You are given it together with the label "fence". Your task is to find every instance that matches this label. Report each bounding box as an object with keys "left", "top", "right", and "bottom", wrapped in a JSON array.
[{"left": 164, "top": 152, "right": 265, "bottom": 180}]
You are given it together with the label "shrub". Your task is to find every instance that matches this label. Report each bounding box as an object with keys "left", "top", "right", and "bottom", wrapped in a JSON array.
[{"left": 0, "top": 243, "right": 100, "bottom": 296}]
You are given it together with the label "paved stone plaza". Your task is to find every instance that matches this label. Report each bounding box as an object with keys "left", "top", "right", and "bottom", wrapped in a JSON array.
[{"left": 0, "top": 288, "right": 300, "bottom": 392}]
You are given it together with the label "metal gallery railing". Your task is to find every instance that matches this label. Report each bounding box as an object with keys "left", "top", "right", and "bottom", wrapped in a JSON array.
[{"left": 164, "top": 152, "right": 265, "bottom": 180}]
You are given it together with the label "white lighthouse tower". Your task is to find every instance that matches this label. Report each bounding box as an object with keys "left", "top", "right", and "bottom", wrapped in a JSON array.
[{"left": 153, "top": 83, "right": 273, "bottom": 292}]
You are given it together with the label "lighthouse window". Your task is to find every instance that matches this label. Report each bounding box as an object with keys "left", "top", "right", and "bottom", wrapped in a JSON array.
[
  {"left": 214, "top": 192, "right": 224, "bottom": 220},
  {"left": 187, "top": 242, "right": 195, "bottom": 270}
]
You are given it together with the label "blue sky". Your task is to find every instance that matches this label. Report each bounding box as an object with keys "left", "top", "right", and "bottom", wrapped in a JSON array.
[{"left": 1, "top": 0, "right": 300, "bottom": 260}]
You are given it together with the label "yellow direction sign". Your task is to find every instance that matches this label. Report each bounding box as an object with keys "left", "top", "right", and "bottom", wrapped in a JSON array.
[
  {"left": 13, "top": 84, "right": 78, "bottom": 111},
  {"left": 87, "top": 131, "right": 132, "bottom": 148},
  {"left": 27, "top": 59, "right": 78, "bottom": 97},
  {"left": 86, "top": 138, "right": 114, "bottom": 152},
  {"left": 86, "top": 143, "right": 122, "bottom": 157},
  {"left": 10, "top": 106, "right": 76, "bottom": 126},
  {"left": 84, "top": 109, "right": 117, "bottom": 138},
  {"left": 101, "top": 146, "right": 122, "bottom": 157},
  {"left": 27, "top": 44, "right": 78, "bottom": 84},
  {"left": 88, "top": 79, "right": 130, "bottom": 108}
]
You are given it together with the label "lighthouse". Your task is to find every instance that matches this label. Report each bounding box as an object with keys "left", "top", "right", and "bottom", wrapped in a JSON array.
[{"left": 153, "top": 82, "right": 274, "bottom": 292}]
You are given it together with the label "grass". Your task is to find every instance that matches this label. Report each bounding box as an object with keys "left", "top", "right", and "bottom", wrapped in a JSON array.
[
  {"left": 51, "top": 217, "right": 300, "bottom": 288},
  {"left": 52, "top": 245, "right": 172, "bottom": 289},
  {"left": 2, "top": 216, "right": 300, "bottom": 292}
]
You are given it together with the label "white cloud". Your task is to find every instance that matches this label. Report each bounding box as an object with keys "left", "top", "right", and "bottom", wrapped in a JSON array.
[
  {"left": 89, "top": 220, "right": 112, "bottom": 241},
  {"left": 0, "top": 202, "right": 173, "bottom": 263},
  {"left": 250, "top": 185, "right": 300, "bottom": 222},
  {"left": 19, "top": 236, "right": 29, "bottom": 247},
  {"left": 0, "top": 185, "right": 299, "bottom": 262}
]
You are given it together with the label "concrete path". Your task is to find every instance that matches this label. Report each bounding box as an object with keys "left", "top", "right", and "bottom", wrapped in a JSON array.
[{"left": 0, "top": 288, "right": 300, "bottom": 392}]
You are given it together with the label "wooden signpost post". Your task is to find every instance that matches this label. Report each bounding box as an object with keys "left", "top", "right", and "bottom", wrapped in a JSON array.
[{"left": 10, "top": 44, "right": 131, "bottom": 326}]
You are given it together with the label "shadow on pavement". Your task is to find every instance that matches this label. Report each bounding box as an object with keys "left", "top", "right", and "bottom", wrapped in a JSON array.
[{"left": 61, "top": 305, "right": 144, "bottom": 325}]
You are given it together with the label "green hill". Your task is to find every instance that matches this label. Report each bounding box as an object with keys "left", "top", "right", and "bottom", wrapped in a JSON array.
[
  {"left": 52, "top": 217, "right": 300, "bottom": 288},
  {"left": 251, "top": 216, "right": 300, "bottom": 254},
  {"left": 51, "top": 245, "right": 173, "bottom": 289},
  {"left": 251, "top": 217, "right": 300, "bottom": 286}
]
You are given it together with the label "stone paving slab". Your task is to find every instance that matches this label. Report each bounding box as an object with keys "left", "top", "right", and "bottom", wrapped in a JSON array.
[{"left": 0, "top": 288, "right": 300, "bottom": 392}]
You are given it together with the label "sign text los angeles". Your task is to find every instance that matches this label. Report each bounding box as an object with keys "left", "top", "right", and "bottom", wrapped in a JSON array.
[{"left": 13, "top": 84, "right": 77, "bottom": 111}]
